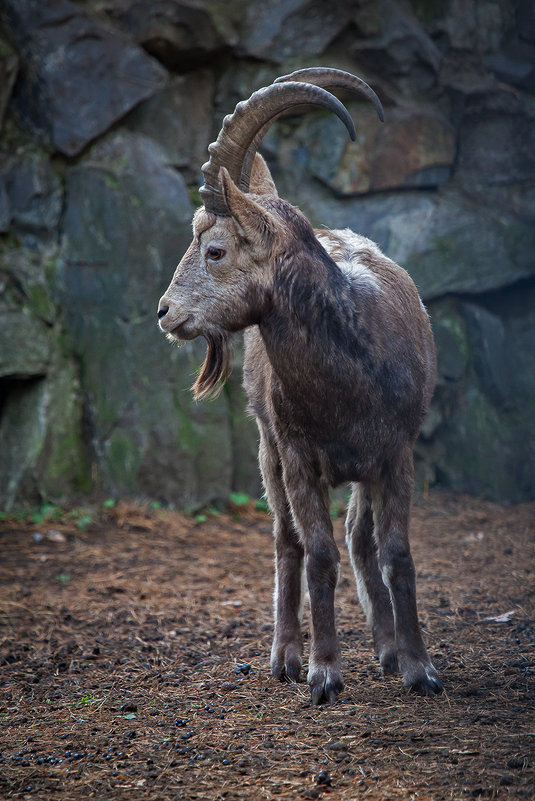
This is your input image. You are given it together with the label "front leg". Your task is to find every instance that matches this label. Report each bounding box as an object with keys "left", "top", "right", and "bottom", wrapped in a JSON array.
[
  {"left": 258, "top": 427, "right": 304, "bottom": 683},
  {"left": 281, "top": 447, "right": 343, "bottom": 705}
]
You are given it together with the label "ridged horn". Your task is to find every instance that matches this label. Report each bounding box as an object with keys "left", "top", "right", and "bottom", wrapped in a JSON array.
[
  {"left": 200, "top": 81, "right": 356, "bottom": 215},
  {"left": 275, "top": 68, "right": 384, "bottom": 122},
  {"left": 240, "top": 68, "right": 384, "bottom": 193}
]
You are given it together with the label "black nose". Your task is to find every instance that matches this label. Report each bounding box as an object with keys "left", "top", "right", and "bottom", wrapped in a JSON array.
[{"left": 158, "top": 305, "right": 169, "bottom": 320}]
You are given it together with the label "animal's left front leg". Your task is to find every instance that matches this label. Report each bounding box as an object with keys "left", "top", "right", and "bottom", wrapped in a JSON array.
[{"left": 281, "top": 452, "right": 343, "bottom": 705}]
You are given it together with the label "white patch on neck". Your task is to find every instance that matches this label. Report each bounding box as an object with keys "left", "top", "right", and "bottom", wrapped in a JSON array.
[{"left": 316, "top": 228, "right": 383, "bottom": 293}]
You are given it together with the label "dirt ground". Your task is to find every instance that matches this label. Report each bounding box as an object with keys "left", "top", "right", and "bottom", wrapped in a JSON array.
[{"left": 0, "top": 491, "right": 534, "bottom": 801}]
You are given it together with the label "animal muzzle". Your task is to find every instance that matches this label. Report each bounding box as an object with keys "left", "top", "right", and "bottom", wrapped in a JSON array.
[{"left": 157, "top": 299, "right": 194, "bottom": 339}]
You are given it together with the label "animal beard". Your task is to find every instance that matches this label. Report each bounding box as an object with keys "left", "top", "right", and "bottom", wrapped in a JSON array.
[{"left": 193, "top": 331, "right": 232, "bottom": 400}]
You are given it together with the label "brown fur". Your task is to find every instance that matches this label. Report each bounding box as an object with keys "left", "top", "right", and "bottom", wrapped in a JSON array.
[
  {"left": 158, "top": 154, "right": 442, "bottom": 704},
  {"left": 193, "top": 330, "right": 232, "bottom": 400}
]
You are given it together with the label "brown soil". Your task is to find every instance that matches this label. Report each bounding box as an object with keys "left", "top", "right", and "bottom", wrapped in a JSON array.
[{"left": 1, "top": 492, "right": 534, "bottom": 800}]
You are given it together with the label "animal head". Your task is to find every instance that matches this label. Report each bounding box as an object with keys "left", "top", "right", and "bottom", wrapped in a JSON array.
[
  {"left": 158, "top": 159, "right": 285, "bottom": 398},
  {"left": 157, "top": 68, "right": 383, "bottom": 398}
]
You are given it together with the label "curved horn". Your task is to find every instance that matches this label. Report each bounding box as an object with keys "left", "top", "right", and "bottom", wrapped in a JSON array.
[
  {"left": 274, "top": 68, "right": 384, "bottom": 122},
  {"left": 200, "top": 81, "right": 356, "bottom": 215},
  {"left": 240, "top": 68, "right": 384, "bottom": 193}
]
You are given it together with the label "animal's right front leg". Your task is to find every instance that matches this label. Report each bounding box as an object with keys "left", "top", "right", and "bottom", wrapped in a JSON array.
[
  {"left": 258, "top": 427, "right": 304, "bottom": 683},
  {"left": 281, "top": 448, "right": 343, "bottom": 705},
  {"left": 271, "top": 516, "right": 305, "bottom": 682}
]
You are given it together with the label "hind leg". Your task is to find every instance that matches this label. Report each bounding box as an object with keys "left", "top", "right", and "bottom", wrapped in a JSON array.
[
  {"left": 371, "top": 453, "right": 442, "bottom": 695},
  {"left": 345, "top": 483, "right": 398, "bottom": 674}
]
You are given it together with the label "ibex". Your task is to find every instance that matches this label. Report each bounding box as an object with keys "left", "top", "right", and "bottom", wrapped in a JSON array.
[{"left": 158, "top": 68, "right": 443, "bottom": 704}]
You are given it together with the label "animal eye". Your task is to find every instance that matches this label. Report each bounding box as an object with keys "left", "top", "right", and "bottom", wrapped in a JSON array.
[{"left": 206, "top": 247, "right": 226, "bottom": 261}]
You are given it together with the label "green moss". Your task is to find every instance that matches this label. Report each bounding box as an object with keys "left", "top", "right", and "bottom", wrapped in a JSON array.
[
  {"left": 438, "top": 312, "right": 469, "bottom": 360},
  {"left": 465, "top": 387, "right": 502, "bottom": 432},
  {"left": 107, "top": 433, "right": 141, "bottom": 489},
  {"left": 25, "top": 283, "right": 56, "bottom": 322},
  {"left": 44, "top": 253, "right": 61, "bottom": 284},
  {"left": 104, "top": 170, "right": 121, "bottom": 190},
  {"left": 45, "top": 424, "right": 92, "bottom": 494},
  {"left": 44, "top": 396, "right": 91, "bottom": 491},
  {"left": 40, "top": 361, "right": 92, "bottom": 498},
  {"left": 174, "top": 402, "right": 200, "bottom": 454},
  {"left": 432, "top": 235, "right": 457, "bottom": 263}
]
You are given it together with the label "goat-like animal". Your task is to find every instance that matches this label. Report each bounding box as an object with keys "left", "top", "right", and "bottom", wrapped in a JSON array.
[{"left": 158, "top": 68, "right": 443, "bottom": 704}]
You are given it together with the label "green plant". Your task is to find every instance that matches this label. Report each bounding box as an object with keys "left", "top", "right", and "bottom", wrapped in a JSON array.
[
  {"left": 255, "top": 498, "right": 269, "bottom": 513},
  {"left": 229, "top": 492, "right": 250, "bottom": 507},
  {"left": 29, "top": 503, "right": 63, "bottom": 525}
]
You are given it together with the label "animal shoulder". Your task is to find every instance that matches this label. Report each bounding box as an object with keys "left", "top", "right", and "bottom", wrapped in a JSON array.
[{"left": 314, "top": 227, "right": 407, "bottom": 294}]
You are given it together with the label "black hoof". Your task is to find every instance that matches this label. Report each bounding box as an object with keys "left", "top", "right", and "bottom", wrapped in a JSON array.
[
  {"left": 308, "top": 667, "right": 344, "bottom": 705},
  {"left": 271, "top": 650, "right": 302, "bottom": 683},
  {"left": 310, "top": 680, "right": 341, "bottom": 706},
  {"left": 273, "top": 663, "right": 301, "bottom": 683},
  {"left": 407, "top": 673, "right": 443, "bottom": 696}
]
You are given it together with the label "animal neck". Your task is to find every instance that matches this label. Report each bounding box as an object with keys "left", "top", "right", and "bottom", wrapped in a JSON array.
[{"left": 259, "top": 245, "right": 369, "bottom": 392}]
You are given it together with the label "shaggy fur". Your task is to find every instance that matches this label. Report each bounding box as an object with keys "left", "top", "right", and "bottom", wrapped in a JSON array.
[{"left": 158, "top": 155, "right": 442, "bottom": 704}]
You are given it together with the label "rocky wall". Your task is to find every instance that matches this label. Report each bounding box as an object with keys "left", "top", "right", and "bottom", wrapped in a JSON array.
[{"left": 0, "top": 0, "right": 534, "bottom": 509}]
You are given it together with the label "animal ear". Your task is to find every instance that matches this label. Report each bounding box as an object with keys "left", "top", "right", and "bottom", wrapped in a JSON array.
[
  {"left": 219, "top": 166, "right": 279, "bottom": 250},
  {"left": 249, "top": 153, "right": 278, "bottom": 197}
]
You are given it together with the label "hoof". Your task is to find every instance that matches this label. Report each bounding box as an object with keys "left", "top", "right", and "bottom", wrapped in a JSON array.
[
  {"left": 405, "top": 665, "right": 443, "bottom": 696},
  {"left": 271, "top": 643, "right": 302, "bottom": 683},
  {"left": 307, "top": 664, "right": 344, "bottom": 706},
  {"left": 379, "top": 648, "right": 399, "bottom": 676}
]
